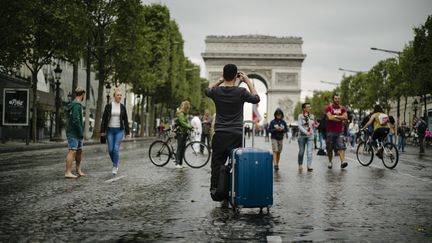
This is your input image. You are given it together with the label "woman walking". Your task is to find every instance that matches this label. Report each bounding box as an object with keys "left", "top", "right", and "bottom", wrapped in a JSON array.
[
  {"left": 175, "top": 101, "right": 193, "bottom": 168},
  {"left": 101, "top": 88, "right": 130, "bottom": 175},
  {"left": 297, "top": 102, "right": 315, "bottom": 171}
]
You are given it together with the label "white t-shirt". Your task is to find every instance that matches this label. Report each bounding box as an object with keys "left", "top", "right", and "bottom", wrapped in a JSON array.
[
  {"left": 348, "top": 122, "right": 359, "bottom": 135},
  {"left": 191, "top": 116, "right": 202, "bottom": 135},
  {"left": 108, "top": 101, "right": 121, "bottom": 128}
]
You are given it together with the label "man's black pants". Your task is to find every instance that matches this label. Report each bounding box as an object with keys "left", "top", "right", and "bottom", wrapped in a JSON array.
[{"left": 210, "top": 132, "right": 242, "bottom": 192}]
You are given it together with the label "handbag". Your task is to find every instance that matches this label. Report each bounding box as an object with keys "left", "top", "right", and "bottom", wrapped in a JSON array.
[{"left": 100, "top": 135, "right": 106, "bottom": 144}]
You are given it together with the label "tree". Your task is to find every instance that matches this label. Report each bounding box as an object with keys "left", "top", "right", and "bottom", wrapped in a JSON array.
[
  {"left": 0, "top": 0, "right": 30, "bottom": 73},
  {"left": 55, "top": 0, "right": 90, "bottom": 94},
  {"left": 413, "top": 15, "right": 432, "bottom": 117},
  {"left": 399, "top": 43, "right": 417, "bottom": 123},
  {"left": 88, "top": 0, "right": 118, "bottom": 139},
  {"left": 0, "top": 0, "right": 72, "bottom": 142},
  {"left": 366, "top": 59, "right": 397, "bottom": 114}
]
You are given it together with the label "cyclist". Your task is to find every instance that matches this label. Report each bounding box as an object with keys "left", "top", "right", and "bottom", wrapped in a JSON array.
[
  {"left": 361, "top": 105, "right": 390, "bottom": 159},
  {"left": 175, "top": 101, "right": 193, "bottom": 168}
]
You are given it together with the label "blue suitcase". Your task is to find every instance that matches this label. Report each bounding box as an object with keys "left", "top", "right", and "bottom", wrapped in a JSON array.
[{"left": 229, "top": 121, "right": 273, "bottom": 213}]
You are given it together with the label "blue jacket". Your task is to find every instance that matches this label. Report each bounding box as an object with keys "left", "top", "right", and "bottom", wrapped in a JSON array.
[{"left": 269, "top": 119, "right": 288, "bottom": 140}]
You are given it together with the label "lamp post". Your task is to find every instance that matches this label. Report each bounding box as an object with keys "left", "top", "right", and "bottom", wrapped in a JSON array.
[
  {"left": 53, "top": 64, "right": 63, "bottom": 140},
  {"left": 370, "top": 47, "right": 401, "bottom": 57},
  {"left": 371, "top": 46, "right": 403, "bottom": 127},
  {"left": 320, "top": 80, "right": 339, "bottom": 86},
  {"left": 338, "top": 67, "right": 363, "bottom": 74},
  {"left": 105, "top": 82, "right": 111, "bottom": 104},
  {"left": 413, "top": 99, "right": 419, "bottom": 118}
]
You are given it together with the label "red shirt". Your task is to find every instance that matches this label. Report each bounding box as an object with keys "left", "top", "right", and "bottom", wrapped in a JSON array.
[{"left": 325, "top": 104, "right": 346, "bottom": 133}]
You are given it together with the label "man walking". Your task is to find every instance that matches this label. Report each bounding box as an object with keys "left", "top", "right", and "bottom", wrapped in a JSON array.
[
  {"left": 416, "top": 117, "right": 428, "bottom": 153},
  {"left": 205, "top": 64, "right": 260, "bottom": 203},
  {"left": 65, "top": 87, "right": 86, "bottom": 178},
  {"left": 325, "top": 94, "right": 348, "bottom": 169}
]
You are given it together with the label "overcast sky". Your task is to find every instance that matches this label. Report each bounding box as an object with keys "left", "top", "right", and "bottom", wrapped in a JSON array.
[{"left": 145, "top": 0, "right": 430, "bottom": 118}]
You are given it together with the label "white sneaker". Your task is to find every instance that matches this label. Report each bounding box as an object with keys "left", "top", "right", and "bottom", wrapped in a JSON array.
[
  {"left": 328, "top": 162, "right": 333, "bottom": 169},
  {"left": 175, "top": 164, "right": 183, "bottom": 169},
  {"left": 112, "top": 166, "right": 118, "bottom": 175}
]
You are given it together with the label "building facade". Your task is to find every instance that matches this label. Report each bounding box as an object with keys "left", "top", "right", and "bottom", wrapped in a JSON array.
[{"left": 201, "top": 35, "right": 306, "bottom": 123}]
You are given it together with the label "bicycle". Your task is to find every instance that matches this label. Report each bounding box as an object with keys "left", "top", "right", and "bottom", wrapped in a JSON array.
[
  {"left": 356, "top": 129, "right": 399, "bottom": 169},
  {"left": 148, "top": 128, "right": 211, "bottom": 168}
]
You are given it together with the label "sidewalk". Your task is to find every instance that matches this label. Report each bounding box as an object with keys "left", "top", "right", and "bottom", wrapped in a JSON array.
[{"left": 0, "top": 137, "right": 153, "bottom": 154}]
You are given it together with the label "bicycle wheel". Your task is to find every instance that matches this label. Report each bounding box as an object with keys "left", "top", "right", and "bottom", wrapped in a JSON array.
[
  {"left": 356, "top": 141, "right": 374, "bottom": 166},
  {"left": 183, "top": 141, "right": 211, "bottom": 168},
  {"left": 148, "top": 140, "right": 171, "bottom": 167},
  {"left": 381, "top": 142, "right": 399, "bottom": 169}
]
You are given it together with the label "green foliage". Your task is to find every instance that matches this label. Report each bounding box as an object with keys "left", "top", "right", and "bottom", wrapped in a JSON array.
[
  {"left": 413, "top": 15, "right": 432, "bottom": 97},
  {"left": 366, "top": 59, "right": 398, "bottom": 113},
  {"left": 112, "top": 0, "right": 147, "bottom": 86},
  {"left": 141, "top": 4, "right": 171, "bottom": 91},
  {"left": 297, "top": 90, "right": 334, "bottom": 119}
]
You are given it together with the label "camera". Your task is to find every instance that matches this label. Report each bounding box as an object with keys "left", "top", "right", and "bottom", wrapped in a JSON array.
[{"left": 237, "top": 72, "right": 241, "bottom": 78}]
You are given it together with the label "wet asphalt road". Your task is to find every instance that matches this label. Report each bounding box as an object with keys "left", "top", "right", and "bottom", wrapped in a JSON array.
[{"left": 0, "top": 137, "right": 431, "bottom": 242}]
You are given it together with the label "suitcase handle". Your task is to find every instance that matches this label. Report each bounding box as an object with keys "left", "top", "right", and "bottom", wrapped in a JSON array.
[{"left": 242, "top": 120, "right": 255, "bottom": 148}]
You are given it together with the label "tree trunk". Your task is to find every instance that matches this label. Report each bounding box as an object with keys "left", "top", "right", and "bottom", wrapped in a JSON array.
[
  {"left": 396, "top": 97, "right": 400, "bottom": 125},
  {"left": 31, "top": 71, "right": 38, "bottom": 142},
  {"left": 403, "top": 96, "right": 408, "bottom": 124},
  {"left": 72, "top": 60, "right": 79, "bottom": 94},
  {"left": 140, "top": 97, "right": 145, "bottom": 137},
  {"left": 149, "top": 96, "right": 155, "bottom": 137},
  {"left": 92, "top": 55, "right": 105, "bottom": 139}
]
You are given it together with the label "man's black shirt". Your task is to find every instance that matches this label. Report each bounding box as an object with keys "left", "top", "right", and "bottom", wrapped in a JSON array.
[{"left": 205, "top": 86, "right": 260, "bottom": 135}]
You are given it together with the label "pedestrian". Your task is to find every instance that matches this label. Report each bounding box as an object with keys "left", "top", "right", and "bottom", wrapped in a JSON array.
[
  {"left": 190, "top": 111, "right": 202, "bottom": 151},
  {"left": 425, "top": 128, "right": 431, "bottom": 146},
  {"left": 262, "top": 118, "right": 270, "bottom": 142},
  {"left": 175, "top": 101, "right": 193, "bottom": 168},
  {"left": 297, "top": 103, "right": 315, "bottom": 171},
  {"left": 397, "top": 122, "right": 408, "bottom": 152},
  {"left": 313, "top": 117, "right": 319, "bottom": 149},
  {"left": 416, "top": 116, "right": 427, "bottom": 153},
  {"left": 269, "top": 108, "right": 288, "bottom": 171},
  {"left": 361, "top": 105, "right": 390, "bottom": 159},
  {"left": 205, "top": 63, "right": 260, "bottom": 203},
  {"left": 100, "top": 88, "right": 130, "bottom": 175},
  {"left": 325, "top": 93, "right": 348, "bottom": 169},
  {"left": 317, "top": 114, "right": 327, "bottom": 151},
  {"left": 201, "top": 110, "right": 212, "bottom": 152},
  {"left": 348, "top": 119, "right": 359, "bottom": 149},
  {"left": 65, "top": 87, "right": 86, "bottom": 179}
]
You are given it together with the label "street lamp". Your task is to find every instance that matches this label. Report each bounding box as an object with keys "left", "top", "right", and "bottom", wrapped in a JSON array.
[
  {"left": 105, "top": 82, "right": 111, "bottom": 104},
  {"left": 338, "top": 67, "right": 363, "bottom": 74},
  {"left": 371, "top": 46, "right": 403, "bottom": 125},
  {"left": 53, "top": 64, "right": 62, "bottom": 140},
  {"left": 370, "top": 47, "right": 401, "bottom": 57},
  {"left": 320, "top": 80, "right": 339, "bottom": 86},
  {"left": 413, "top": 99, "right": 419, "bottom": 118}
]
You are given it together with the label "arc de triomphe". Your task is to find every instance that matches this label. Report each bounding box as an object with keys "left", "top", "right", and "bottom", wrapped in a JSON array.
[{"left": 201, "top": 35, "right": 306, "bottom": 123}]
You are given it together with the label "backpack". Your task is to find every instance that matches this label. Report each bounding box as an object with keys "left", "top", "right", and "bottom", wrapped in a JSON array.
[
  {"left": 378, "top": 113, "right": 389, "bottom": 126},
  {"left": 418, "top": 120, "right": 427, "bottom": 134}
]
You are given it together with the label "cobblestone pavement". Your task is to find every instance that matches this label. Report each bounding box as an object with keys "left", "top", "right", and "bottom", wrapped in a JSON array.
[{"left": 0, "top": 137, "right": 431, "bottom": 242}]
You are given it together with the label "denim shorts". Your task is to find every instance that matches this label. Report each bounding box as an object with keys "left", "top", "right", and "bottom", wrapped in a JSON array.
[
  {"left": 67, "top": 137, "right": 83, "bottom": 150},
  {"left": 326, "top": 132, "right": 346, "bottom": 151}
]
